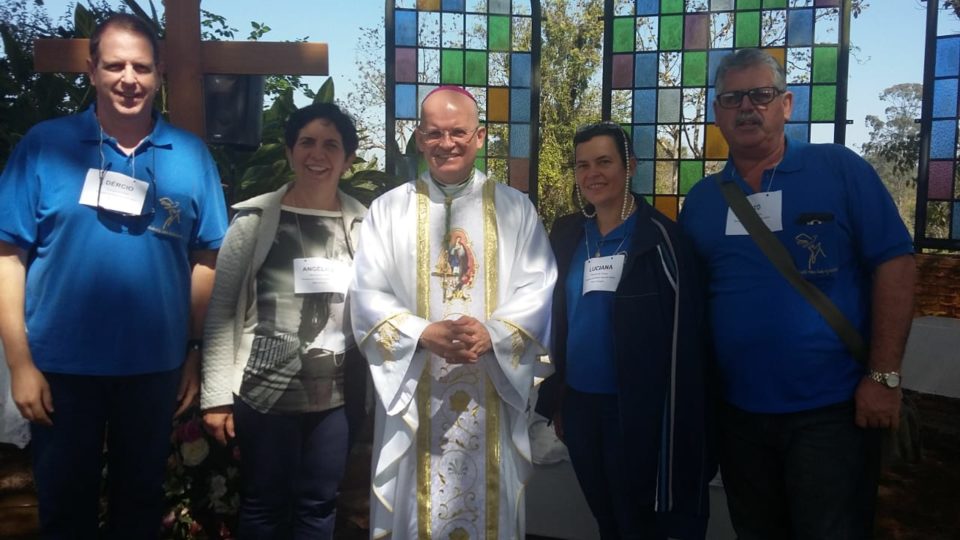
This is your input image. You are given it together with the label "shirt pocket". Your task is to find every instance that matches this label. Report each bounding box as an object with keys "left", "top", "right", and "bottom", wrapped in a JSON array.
[{"left": 789, "top": 212, "right": 839, "bottom": 282}]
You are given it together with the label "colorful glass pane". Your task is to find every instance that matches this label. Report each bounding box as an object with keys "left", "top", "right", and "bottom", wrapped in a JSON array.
[
  {"left": 684, "top": 14, "right": 709, "bottom": 50},
  {"left": 789, "top": 85, "right": 810, "bottom": 122},
  {"left": 396, "top": 11, "right": 417, "bottom": 46},
  {"left": 810, "top": 85, "right": 835, "bottom": 121},
  {"left": 396, "top": 48, "right": 417, "bottom": 82},
  {"left": 613, "top": 54, "right": 635, "bottom": 88},
  {"left": 679, "top": 161, "right": 704, "bottom": 195},
  {"left": 465, "top": 51, "right": 487, "bottom": 86},
  {"left": 511, "top": 53, "right": 532, "bottom": 87},
  {"left": 396, "top": 84, "right": 417, "bottom": 119},
  {"left": 441, "top": 49, "right": 464, "bottom": 84},
  {"left": 489, "top": 0, "right": 510, "bottom": 14},
  {"left": 635, "top": 53, "right": 658, "bottom": 87},
  {"left": 511, "top": 89, "right": 531, "bottom": 122},
  {"left": 738, "top": 0, "right": 761, "bottom": 9},
  {"left": 735, "top": 11, "right": 760, "bottom": 48},
  {"left": 933, "top": 78, "right": 959, "bottom": 119},
  {"left": 786, "top": 8, "right": 813, "bottom": 46},
  {"left": 487, "top": 87, "right": 509, "bottom": 122},
  {"left": 633, "top": 125, "right": 657, "bottom": 160},
  {"left": 654, "top": 195, "right": 679, "bottom": 220},
  {"left": 614, "top": 18, "right": 635, "bottom": 53},
  {"left": 661, "top": 0, "right": 683, "bottom": 14},
  {"left": 812, "top": 46, "right": 838, "bottom": 84},
  {"left": 633, "top": 89, "right": 657, "bottom": 124},
  {"left": 660, "top": 16, "right": 682, "bottom": 50},
  {"left": 488, "top": 15, "right": 510, "bottom": 51},
  {"left": 705, "top": 125, "right": 729, "bottom": 159},
  {"left": 417, "top": 0, "right": 440, "bottom": 10},
  {"left": 931, "top": 120, "right": 957, "bottom": 160},
  {"left": 682, "top": 52, "right": 707, "bottom": 87},
  {"left": 936, "top": 37, "right": 960, "bottom": 78},
  {"left": 928, "top": 161, "right": 954, "bottom": 199},
  {"left": 510, "top": 124, "right": 530, "bottom": 157},
  {"left": 637, "top": 0, "right": 659, "bottom": 16},
  {"left": 442, "top": 0, "right": 465, "bottom": 11}
]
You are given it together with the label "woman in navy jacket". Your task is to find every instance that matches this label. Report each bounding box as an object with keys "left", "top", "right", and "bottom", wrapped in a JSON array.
[{"left": 536, "top": 122, "right": 716, "bottom": 539}]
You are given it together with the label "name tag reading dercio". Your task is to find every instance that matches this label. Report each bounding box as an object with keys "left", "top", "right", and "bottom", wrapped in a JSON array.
[
  {"left": 582, "top": 253, "right": 626, "bottom": 294},
  {"left": 293, "top": 257, "right": 352, "bottom": 295},
  {"left": 725, "top": 190, "right": 784, "bottom": 235},
  {"left": 79, "top": 169, "right": 149, "bottom": 216}
]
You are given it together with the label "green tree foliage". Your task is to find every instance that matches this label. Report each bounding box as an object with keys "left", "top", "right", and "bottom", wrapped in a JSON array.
[
  {"left": 536, "top": 0, "right": 605, "bottom": 229},
  {"left": 858, "top": 82, "right": 946, "bottom": 238}
]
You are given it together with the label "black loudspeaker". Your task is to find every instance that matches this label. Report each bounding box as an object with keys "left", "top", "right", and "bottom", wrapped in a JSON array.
[{"left": 203, "top": 74, "right": 265, "bottom": 148}]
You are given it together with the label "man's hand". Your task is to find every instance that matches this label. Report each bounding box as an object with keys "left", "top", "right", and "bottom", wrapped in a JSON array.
[
  {"left": 854, "top": 376, "right": 901, "bottom": 430},
  {"left": 174, "top": 352, "right": 200, "bottom": 418},
  {"left": 202, "top": 405, "right": 235, "bottom": 446},
  {"left": 450, "top": 316, "right": 492, "bottom": 358},
  {"left": 10, "top": 362, "right": 53, "bottom": 426},
  {"left": 419, "top": 316, "right": 492, "bottom": 364}
]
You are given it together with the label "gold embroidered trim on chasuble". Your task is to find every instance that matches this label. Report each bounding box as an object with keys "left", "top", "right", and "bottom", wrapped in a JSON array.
[
  {"left": 482, "top": 178, "right": 500, "bottom": 540},
  {"left": 414, "top": 178, "right": 503, "bottom": 539}
]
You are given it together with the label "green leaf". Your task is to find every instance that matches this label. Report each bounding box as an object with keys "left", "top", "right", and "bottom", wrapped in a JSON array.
[
  {"left": 315, "top": 78, "right": 335, "bottom": 104},
  {"left": 73, "top": 4, "right": 96, "bottom": 38}
]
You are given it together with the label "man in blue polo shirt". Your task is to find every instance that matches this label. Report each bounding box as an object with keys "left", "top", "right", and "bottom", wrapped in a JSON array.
[
  {"left": 0, "top": 14, "right": 227, "bottom": 538},
  {"left": 679, "top": 49, "right": 915, "bottom": 539}
]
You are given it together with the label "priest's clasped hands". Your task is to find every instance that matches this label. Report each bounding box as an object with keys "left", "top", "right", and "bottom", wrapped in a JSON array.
[{"left": 418, "top": 316, "right": 493, "bottom": 363}]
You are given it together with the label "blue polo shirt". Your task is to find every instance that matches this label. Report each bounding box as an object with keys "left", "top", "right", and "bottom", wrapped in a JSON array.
[
  {"left": 565, "top": 212, "right": 636, "bottom": 394},
  {"left": 678, "top": 138, "right": 913, "bottom": 413},
  {"left": 0, "top": 106, "right": 228, "bottom": 376}
]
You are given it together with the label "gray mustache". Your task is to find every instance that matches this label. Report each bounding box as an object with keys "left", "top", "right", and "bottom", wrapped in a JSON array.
[{"left": 735, "top": 114, "right": 763, "bottom": 126}]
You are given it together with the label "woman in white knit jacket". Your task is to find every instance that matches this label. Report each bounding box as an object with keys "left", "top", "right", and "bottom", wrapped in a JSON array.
[{"left": 200, "top": 103, "right": 367, "bottom": 539}]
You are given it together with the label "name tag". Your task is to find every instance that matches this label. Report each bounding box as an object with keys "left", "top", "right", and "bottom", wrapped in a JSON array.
[
  {"left": 583, "top": 254, "right": 625, "bottom": 294},
  {"left": 79, "top": 169, "right": 149, "bottom": 216},
  {"left": 293, "top": 257, "right": 352, "bottom": 295},
  {"left": 725, "top": 190, "right": 783, "bottom": 235}
]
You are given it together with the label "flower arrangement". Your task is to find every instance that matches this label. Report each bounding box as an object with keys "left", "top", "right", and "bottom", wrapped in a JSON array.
[{"left": 161, "top": 408, "right": 241, "bottom": 540}]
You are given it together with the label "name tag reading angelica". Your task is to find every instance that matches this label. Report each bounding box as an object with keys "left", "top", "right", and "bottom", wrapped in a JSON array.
[
  {"left": 79, "top": 169, "right": 149, "bottom": 216},
  {"left": 583, "top": 254, "right": 626, "bottom": 294},
  {"left": 293, "top": 257, "right": 352, "bottom": 295},
  {"left": 725, "top": 190, "right": 783, "bottom": 235}
]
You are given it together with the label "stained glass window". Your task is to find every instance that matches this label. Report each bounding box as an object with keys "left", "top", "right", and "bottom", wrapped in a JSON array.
[
  {"left": 386, "top": 1, "right": 541, "bottom": 199},
  {"left": 604, "top": 0, "right": 851, "bottom": 220},
  {"left": 917, "top": 2, "right": 960, "bottom": 249}
]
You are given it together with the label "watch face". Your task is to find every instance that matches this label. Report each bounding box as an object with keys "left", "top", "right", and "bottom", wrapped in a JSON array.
[{"left": 885, "top": 373, "right": 901, "bottom": 388}]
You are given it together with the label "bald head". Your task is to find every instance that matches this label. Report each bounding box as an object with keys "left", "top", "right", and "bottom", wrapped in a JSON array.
[{"left": 415, "top": 88, "right": 486, "bottom": 184}]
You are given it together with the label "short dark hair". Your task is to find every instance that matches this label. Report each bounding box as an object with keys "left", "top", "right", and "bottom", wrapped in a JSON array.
[
  {"left": 89, "top": 13, "right": 160, "bottom": 66},
  {"left": 573, "top": 121, "right": 635, "bottom": 168},
  {"left": 284, "top": 103, "right": 360, "bottom": 157},
  {"left": 714, "top": 48, "right": 786, "bottom": 94}
]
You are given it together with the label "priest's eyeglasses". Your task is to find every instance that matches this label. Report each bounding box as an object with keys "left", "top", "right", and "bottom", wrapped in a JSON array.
[
  {"left": 417, "top": 125, "right": 481, "bottom": 145},
  {"left": 715, "top": 86, "right": 785, "bottom": 109}
]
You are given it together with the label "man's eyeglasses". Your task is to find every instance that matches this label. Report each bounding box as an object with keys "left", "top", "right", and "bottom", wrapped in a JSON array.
[
  {"left": 417, "top": 125, "right": 481, "bottom": 145},
  {"left": 715, "top": 86, "right": 785, "bottom": 109}
]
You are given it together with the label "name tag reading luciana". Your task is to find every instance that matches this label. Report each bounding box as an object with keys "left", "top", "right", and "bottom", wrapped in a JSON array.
[{"left": 582, "top": 253, "right": 625, "bottom": 294}]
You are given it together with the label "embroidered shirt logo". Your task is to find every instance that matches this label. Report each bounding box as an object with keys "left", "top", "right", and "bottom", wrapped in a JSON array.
[
  {"left": 148, "top": 197, "right": 184, "bottom": 239},
  {"left": 795, "top": 233, "right": 825, "bottom": 270}
]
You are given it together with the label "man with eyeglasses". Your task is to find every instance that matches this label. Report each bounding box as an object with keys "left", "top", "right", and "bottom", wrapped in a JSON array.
[
  {"left": 351, "top": 85, "right": 556, "bottom": 539},
  {"left": 678, "top": 49, "right": 915, "bottom": 539},
  {"left": 0, "top": 14, "right": 227, "bottom": 538}
]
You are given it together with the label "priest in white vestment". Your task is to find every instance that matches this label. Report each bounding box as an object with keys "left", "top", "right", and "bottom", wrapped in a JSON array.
[{"left": 350, "top": 86, "right": 557, "bottom": 540}]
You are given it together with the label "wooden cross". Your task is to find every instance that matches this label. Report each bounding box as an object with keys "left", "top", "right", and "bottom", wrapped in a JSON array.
[{"left": 32, "top": 0, "right": 328, "bottom": 137}]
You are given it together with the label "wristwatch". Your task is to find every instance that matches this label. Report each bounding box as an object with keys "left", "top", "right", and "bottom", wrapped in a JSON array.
[{"left": 869, "top": 370, "right": 901, "bottom": 389}]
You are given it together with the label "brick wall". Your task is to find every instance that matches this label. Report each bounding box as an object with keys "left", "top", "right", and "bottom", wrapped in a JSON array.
[{"left": 915, "top": 253, "right": 960, "bottom": 318}]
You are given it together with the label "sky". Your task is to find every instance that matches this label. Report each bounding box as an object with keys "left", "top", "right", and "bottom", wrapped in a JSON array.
[{"left": 27, "top": 0, "right": 960, "bottom": 152}]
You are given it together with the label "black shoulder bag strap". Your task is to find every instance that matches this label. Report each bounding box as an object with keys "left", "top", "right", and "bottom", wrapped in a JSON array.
[{"left": 716, "top": 175, "right": 868, "bottom": 364}]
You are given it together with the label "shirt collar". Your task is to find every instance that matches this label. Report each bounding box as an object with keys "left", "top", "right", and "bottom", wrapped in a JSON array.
[
  {"left": 79, "top": 104, "right": 174, "bottom": 151},
  {"left": 722, "top": 135, "right": 805, "bottom": 181}
]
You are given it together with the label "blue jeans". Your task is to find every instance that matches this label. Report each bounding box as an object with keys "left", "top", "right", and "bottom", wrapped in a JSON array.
[
  {"left": 30, "top": 367, "right": 182, "bottom": 540},
  {"left": 562, "top": 388, "right": 662, "bottom": 540},
  {"left": 719, "top": 401, "right": 881, "bottom": 540},
  {"left": 233, "top": 398, "right": 349, "bottom": 540}
]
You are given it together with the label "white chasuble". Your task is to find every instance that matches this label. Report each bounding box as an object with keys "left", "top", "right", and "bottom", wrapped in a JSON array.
[{"left": 350, "top": 171, "right": 557, "bottom": 540}]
